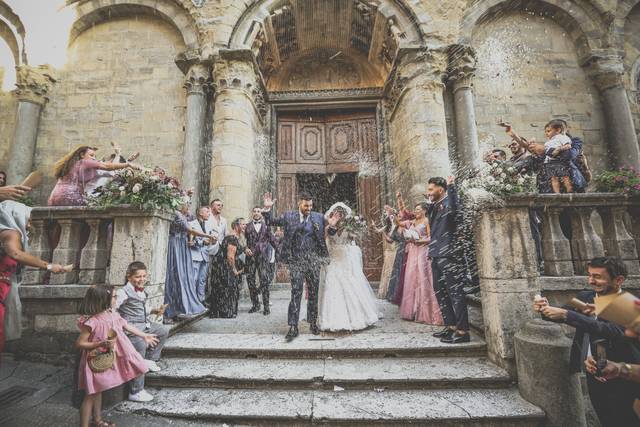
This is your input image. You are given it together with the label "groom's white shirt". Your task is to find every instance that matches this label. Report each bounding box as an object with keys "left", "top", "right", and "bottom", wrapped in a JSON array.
[{"left": 205, "top": 214, "right": 227, "bottom": 257}]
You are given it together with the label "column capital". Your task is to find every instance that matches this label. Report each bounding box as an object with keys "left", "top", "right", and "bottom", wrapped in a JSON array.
[
  {"left": 446, "top": 45, "right": 476, "bottom": 90},
  {"left": 14, "top": 65, "right": 56, "bottom": 105},
  {"left": 584, "top": 53, "right": 625, "bottom": 91},
  {"left": 175, "top": 49, "right": 213, "bottom": 96}
]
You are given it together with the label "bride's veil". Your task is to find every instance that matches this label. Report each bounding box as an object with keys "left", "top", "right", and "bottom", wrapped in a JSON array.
[{"left": 324, "top": 202, "right": 352, "bottom": 220}]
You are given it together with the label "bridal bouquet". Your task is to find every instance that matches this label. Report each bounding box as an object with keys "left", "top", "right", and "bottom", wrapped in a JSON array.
[
  {"left": 340, "top": 214, "right": 368, "bottom": 241},
  {"left": 460, "top": 161, "right": 537, "bottom": 198},
  {"left": 87, "top": 168, "right": 184, "bottom": 212}
]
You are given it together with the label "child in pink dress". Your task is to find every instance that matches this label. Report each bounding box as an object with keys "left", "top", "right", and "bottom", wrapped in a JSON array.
[{"left": 75, "top": 285, "right": 158, "bottom": 427}]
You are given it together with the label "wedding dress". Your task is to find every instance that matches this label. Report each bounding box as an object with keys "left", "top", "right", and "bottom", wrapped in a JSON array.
[{"left": 318, "top": 203, "right": 380, "bottom": 332}]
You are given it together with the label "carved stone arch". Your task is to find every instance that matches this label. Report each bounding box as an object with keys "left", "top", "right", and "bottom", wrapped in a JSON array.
[
  {"left": 631, "top": 56, "right": 640, "bottom": 104},
  {"left": 611, "top": 0, "right": 640, "bottom": 52},
  {"left": 459, "top": 0, "right": 605, "bottom": 64},
  {"left": 228, "top": 0, "right": 425, "bottom": 49},
  {"left": 67, "top": 0, "right": 200, "bottom": 50},
  {"left": 0, "top": 0, "right": 26, "bottom": 65}
]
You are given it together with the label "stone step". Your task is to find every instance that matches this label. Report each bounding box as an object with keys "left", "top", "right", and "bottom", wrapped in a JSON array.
[
  {"left": 147, "top": 356, "right": 512, "bottom": 390},
  {"left": 163, "top": 332, "right": 487, "bottom": 359},
  {"left": 116, "top": 387, "right": 545, "bottom": 426}
]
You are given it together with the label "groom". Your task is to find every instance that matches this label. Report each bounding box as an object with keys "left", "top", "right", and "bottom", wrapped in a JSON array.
[{"left": 262, "top": 191, "right": 339, "bottom": 341}]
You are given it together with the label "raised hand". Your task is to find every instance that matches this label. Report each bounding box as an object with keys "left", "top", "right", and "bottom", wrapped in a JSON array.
[
  {"left": 327, "top": 211, "right": 342, "bottom": 227},
  {"left": 263, "top": 192, "right": 276, "bottom": 210},
  {"left": 447, "top": 176, "right": 455, "bottom": 186},
  {"left": 0, "top": 185, "right": 31, "bottom": 201}
]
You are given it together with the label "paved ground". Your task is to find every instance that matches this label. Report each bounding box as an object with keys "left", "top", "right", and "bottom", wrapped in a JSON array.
[{"left": 0, "top": 288, "right": 447, "bottom": 427}]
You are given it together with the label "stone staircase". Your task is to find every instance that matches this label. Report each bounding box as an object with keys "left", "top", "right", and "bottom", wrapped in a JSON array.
[{"left": 115, "top": 290, "right": 544, "bottom": 426}]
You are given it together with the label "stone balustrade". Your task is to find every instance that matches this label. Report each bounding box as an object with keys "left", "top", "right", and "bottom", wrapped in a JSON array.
[
  {"left": 472, "top": 193, "right": 640, "bottom": 376},
  {"left": 15, "top": 206, "right": 173, "bottom": 360}
]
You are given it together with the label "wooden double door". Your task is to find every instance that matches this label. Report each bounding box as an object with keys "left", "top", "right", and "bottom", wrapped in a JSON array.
[{"left": 276, "top": 109, "right": 383, "bottom": 281}]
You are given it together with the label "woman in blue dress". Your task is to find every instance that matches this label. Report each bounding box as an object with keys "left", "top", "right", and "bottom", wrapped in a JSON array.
[{"left": 164, "top": 202, "right": 212, "bottom": 322}]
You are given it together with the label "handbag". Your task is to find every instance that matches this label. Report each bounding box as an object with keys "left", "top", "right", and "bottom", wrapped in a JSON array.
[{"left": 87, "top": 313, "right": 118, "bottom": 373}]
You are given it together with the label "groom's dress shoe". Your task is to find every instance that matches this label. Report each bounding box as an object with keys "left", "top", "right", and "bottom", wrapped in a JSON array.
[
  {"left": 432, "top": 327, "right": 452, "bottom": 338},
  {"left": 285, "top": 326, "right": 299, "bottom": 342},
  {"left": 310, "top": 323, "right": 320, "bottom": 335},
  {"left": 441, "top": 332, "right": 471, "bottom": 344}
]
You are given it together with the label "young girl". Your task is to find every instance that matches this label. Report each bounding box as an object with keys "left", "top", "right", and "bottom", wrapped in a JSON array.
[
  {"left": 543, "top": 120, "right": 573, "bottom": 193},
  {"left": 76, "top": 285, "right": 158, "bottom": 427}
]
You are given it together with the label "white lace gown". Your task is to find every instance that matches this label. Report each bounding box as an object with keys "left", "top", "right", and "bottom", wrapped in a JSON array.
[{"left": 318, "top": 232, "right": 380, "bottom": 331}]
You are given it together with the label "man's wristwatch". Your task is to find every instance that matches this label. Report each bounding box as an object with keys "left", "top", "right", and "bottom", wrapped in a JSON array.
[{"left": 46, "top": 263, "right": 53, "bottom": 271}]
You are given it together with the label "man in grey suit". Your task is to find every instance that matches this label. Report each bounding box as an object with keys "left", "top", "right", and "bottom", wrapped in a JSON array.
[
  {"left": 188, "top": 206, "right": 216, "bottom": 303},
  {"left": 426, "top": 176, "right": 469, "bottom": 344}
]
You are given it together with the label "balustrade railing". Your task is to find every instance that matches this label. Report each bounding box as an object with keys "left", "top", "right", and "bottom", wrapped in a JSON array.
[{"left": 507, "top": 193, "right": 640, "bottom": 277}]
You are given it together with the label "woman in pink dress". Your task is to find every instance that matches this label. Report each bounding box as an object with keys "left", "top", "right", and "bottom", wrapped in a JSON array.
[
  {"left": 76, "top": 284, "right": 157, "bottom": 427},
  {"left": 398, "top": 202, "right": 443, "bottom": 325},
  {"left": 48, "top": 145, "right": 136, "bottom": 206}
]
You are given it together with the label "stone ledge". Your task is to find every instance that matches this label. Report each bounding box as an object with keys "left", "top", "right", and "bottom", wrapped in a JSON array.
[
  {"left": 30, "top": 205, "right": 174, "bottom": 221},
  {"left": 540, "top": 275, "right": 640, "bottom": 292},
  {"left": 494, "top": 193, "right": 640, "bottom": 209}
]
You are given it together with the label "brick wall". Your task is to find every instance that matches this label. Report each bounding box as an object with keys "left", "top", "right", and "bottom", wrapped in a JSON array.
[
  {"left": 472, "top": 11, "right": 608, "bottom": 172},
  {"left": 34, "top": 16, "right": 187, "bottom": 203}
]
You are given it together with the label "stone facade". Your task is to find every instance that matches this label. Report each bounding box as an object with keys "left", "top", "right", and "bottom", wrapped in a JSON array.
[{"left": 0, "top": 0, "right": 638, "bottom": 213}]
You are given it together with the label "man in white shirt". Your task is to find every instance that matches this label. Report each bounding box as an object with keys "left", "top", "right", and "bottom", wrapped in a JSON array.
[{"left": 188, "top": 206, "right": 215, "bottom": 303}]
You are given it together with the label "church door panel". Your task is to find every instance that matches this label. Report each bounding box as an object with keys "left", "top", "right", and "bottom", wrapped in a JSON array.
[{"left": 276, "top": 109, "right": 383, "bottom": 281}]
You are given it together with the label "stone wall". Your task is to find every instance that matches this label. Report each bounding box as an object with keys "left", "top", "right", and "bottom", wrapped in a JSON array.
[
  {"left": 34, "top": 16, "right": 186, "bottom": 203},
  {"left": 624, "top": 5, "right": 640, "bottom": 142},
  {"left": 0, "top": 89, "right": 17, "bottom": 171},
  {"left": 472, "top": 11, "right": 608, "bottom": 172}
]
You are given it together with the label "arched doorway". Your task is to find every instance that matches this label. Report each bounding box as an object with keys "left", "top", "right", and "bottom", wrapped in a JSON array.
[{"left": 228, "top": 0, "right": 424, "bottom": 281}]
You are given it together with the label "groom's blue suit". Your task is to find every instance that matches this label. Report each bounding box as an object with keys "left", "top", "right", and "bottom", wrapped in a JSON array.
[{"left": 263, "top": 210, "right": 330, "bottom": 326}]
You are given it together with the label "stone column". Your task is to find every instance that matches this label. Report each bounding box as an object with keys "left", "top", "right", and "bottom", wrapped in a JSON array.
[
  {"left": 586, "top": 55, "right": 640, "bottom": 169},
  {"left": 6, "top": 65, "right": 55, "bottom": 184},
  {"left": 447, "top": 45, "right": 481, "bottom": 177},
  {"left": 210, "top": 50, "right": 266, "bottom": 220},
  {"left": 515, "top": 320, "right": 587, "bottom": 427},
  {"left": 176, "top": 56, "right": 212, "bottom": 208},
  {"left": 384, "top": 48, "right": 451, "bottom": 203}
]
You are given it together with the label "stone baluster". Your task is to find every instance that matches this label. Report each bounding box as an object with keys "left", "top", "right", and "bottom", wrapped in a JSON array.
[
  {"left": 540, "top": 207, "right": 574, "bottom": 276},
  {"left": 78, "top": 219, "right": 109, "bottom": 284},
  {"left": 585, "top": 55, "right": 640, "bottom": 169},
  {"left": 22, "top": 218, "right": 52, "bottom": 285},
  {"left": 384, "top": 48, "right": 451, "bottom": 202},
  {"left": 569, "top": 207, "right": 605, "bottom": 275},
  {"left": 6, "top": 65, "right": 55, "bottom": 184},
  {"left": 50, "top": 219, "right": 82, "bottom": 284},
  {"left": 630, "top": 206, "right": 640, "bottom": 263},
  {"left": 176, "top": 53, "right": 212, "bottom": 208},
  {"left": 447, "top": 45, "right": 481, "bottom": 178},
  {"left": 210, "top": 50, "right": 265, "bottom": 219},
  {"left": 598, "top": 206, "right": 640, "bottom": 275}
]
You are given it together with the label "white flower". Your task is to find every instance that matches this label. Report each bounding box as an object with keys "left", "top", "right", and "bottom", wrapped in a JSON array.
[
  {"left": 354, "top": 216, "right": 360, "bottom": 221},
  {"left": 495, "top": 168, "right": 503, "bottom": 174},
  {"left": 167, "top": 182, "right": 174, "bottom": 188},
  {"left": 500, "top": 173, "right": 507, "bottom": 179},
  {"left": 486, "top": 176, "right": 495, "bottom": 183},
  {"left": 507, "top": 167, "right": 515, "bottom": 173},
  {"left": 505, "top": 184, "right": 513, "bottom": 191},
  {"left": 517, "top": 177, "right": 525, "bottom": 184},
  {"left": 118, "top": 186, "right": 126, "bottom": 191},
  {"left": 120, "top": 190, "right": 126, "bottom": 197},
  {"left": 132, "top": 183, "right": 142, "bottom": 193},
  {"left": 150, "top": 175, "right": 160, "bottom": 181}
]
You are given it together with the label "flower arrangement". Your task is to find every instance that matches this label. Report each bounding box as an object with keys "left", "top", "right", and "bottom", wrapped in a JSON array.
[
  {"left": 460, "top": 161, "right": 537, "bottom": 198},
  {"left": 87, "top": 169, "right": 184, "bottom": 211},
  {"left": 340, "top": 214, "right": 369, "bottom": 241},
  {"left": 594, "top": 166, "right": 640, "bottom": 195}
]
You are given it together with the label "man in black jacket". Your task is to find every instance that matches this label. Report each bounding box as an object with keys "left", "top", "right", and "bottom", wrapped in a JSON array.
[
  {"left": 535, "top": 256, "right": 640, "bottom": 427},
  {"left": 426, "top": 176, "right": 469, "bottom": 344}
]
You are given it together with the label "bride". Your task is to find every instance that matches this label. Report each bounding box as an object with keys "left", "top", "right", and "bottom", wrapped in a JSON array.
[{"left": 318, "top": 202, "right": 380, "bottom": 332}]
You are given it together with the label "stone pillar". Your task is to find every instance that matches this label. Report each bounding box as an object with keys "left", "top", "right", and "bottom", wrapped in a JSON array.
[
  {"left": 515, "top": 320, "right": 587, "bottom": 427},
  {"left": 6, "top": 65, "right": 55, "bottom": 184},
  {"left": 586, "top": 55, "right": 640, "bottom": 169},
  {"left": 384, "top": 48, "right": 450, "bottom": 203},
  {"left": 447, "top": 45, "right": 481, "bottom": 177},
  {"left": 176, "top": 54, "right": 212, "bottom": 208},
  {"left": 473, "top": 203, "right": 540, "bottom": 375},
  {"left": 210, "top": 50, "right": 265, "bottom": 220}
]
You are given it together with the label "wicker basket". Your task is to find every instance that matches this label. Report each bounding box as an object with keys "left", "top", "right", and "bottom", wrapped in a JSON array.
[{"left": 88, "top": 328, "right": 117, "bottom": 373}]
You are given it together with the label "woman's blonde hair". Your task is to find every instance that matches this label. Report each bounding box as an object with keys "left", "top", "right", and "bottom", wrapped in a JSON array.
[{"left": 53, "top": 145, "right": 98, "bottom": 179}]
